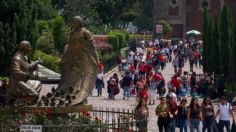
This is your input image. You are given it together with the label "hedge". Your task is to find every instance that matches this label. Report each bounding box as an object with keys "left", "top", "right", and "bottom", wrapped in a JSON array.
[
  {"left": 130, "top": 35, "right": 152, "bottom": 39},
  {"left": 32, "top": 50, "right": 60, "bottom": 72},
  {"left": 108, "top": 35, "right": 119, "bottom": 52},
  {"left": 108, "top": 32, "right": 125, "bottom": 48},
  {"left": 122, "top": 31, "right": 130, "bottom": 46}
]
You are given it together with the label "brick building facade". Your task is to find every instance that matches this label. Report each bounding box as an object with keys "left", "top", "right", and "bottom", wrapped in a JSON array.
[{"left": 153, "top": 0, "right": 236, "bottom": 38}]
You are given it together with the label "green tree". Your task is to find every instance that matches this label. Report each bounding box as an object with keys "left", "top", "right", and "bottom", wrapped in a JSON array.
[
  {"left": 52, "top": 16, "right": 68, "bottom": 54},
  {"left": 0, "top": 22, "right": 5, "bottom": 69},
  {"left": 220, "top": 5, "right": 232, "bottom": 75},
  {"left": 0, "top": 0, "right": 41, "bottom": 75},
  {"left": 212, "top": 18, "right": 221, "bottom": 74},
  {"left": 133, "top": 0, "right": 153, "bottom": 30},
  {"left": 202, "top": 7, "right": 209, "bottom": 73},
  {"left": 206, "top": 18, "right": 213, "bottom": 74},
  {"left": 229, "top": 19, "right": 236, "bottom": 81},
  {"left": 120, "top": 9, "right": 138, "bottom": 29},
  {"left": 36, "top": 20, "right": 49, "bottom": 35},
  {"left": 37, "top": 0, "right": 57, "bottom": 19},
  {"left": 4, "top": 23, "right": 11, "bottom": 59},
  {"left": 159, "top": 20, "right": 172, "bottom": 37}
]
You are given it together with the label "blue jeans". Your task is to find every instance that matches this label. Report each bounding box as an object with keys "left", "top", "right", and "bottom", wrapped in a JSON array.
[
  {"left": 169, "top": 118, "right": 176, "bottom": 132},
  {"left": 219, "top": 120, "right": 230, "bottom": 132},
  {"left": 179, "top": 119, "right": 188, "bottom": 132},
  {"left": 190, "top": 119, "right": 201, "bottom": 132},
  {"left": 174, "top": 65, "right": 178, "bottom": 73},
  {"left": 202, "top": 117, "right": 213, "bottom": 132},
  {"left": 123, "top": 86, "right": 130, "bottom": 98},
  {"left": 96, "top": 83, "right": 103, "bottom": 96}
]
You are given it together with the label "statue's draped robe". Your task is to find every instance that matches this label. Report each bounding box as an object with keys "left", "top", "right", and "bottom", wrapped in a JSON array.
[{"left": 57, "top": 28, "right": 98, "bottom": 105}]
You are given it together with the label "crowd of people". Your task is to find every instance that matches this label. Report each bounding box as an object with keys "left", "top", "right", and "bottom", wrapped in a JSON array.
[
  {"left": 94, "top": 38, "right": 235, "bottom": 132},
  {"left": 154, "top": 96, "right": 235, "bottom": 132}
]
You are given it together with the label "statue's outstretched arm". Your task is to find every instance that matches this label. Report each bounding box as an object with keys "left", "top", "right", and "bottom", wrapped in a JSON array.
[
  {"left": 29, "top": 61, "right": 40, "bottom": 71},
  {"left": 29, "top": 58, "right": 43, "bottom": 71}
]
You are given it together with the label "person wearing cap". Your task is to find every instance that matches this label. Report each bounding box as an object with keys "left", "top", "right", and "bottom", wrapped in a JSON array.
[{"left": 215, "top": 96, "right": 235, "bottom": 132}]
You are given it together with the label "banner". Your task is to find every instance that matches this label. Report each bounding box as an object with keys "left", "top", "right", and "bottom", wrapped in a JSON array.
[
  {"left": 93, "top": 35, "right": 108, "bottom": 49},
  {"left": 156, "top": 25, "right": 163, "bottom": 34},
  {"left": 20, "top": 125, "right": 42, "bottom": 132}
]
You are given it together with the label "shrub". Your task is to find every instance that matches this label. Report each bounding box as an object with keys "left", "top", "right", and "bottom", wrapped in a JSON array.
[
  {"left": 32, "top": 50, "right": 59, "bottom": 72},
  {"left": 130, "top": 35, "right": 152, "bottom": 39},
  {"left": 171, "top": 38, "right": 180, "bottom": 45},
  {"left": 108, "top": 35, "right": 119, "bottom": 52},
  {"left": 37, "top": 32, "right": 55, "bottom": 54},
  {"left": 36, "top": 20, "right": 49, "bottom": 35},
  {"left": 109, "top": 32, "right": 125, "bottom": 48},
  {"left": 123, "top": 31, "right": 130, "bottom": 42},
  {"left": 52, "top": 16, "right": 69, "bottom": 54}
]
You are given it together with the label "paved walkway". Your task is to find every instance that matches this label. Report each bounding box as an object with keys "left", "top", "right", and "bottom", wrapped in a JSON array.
[
  {"left": 42, "top": 60, "right": 234, "bottom": 131},
  {"left": 88, "top": 60, "right": 203, "bottom": 131}
]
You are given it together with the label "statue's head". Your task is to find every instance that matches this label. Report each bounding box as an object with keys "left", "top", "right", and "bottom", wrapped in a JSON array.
[
  {"left": 18, "top": 40, "right": 31, "bottom": 54},
  {"left": 72, "top": 16, "right": 83, "bottom": 29}
]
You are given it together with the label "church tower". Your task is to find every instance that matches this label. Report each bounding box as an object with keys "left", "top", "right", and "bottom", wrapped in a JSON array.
[{"left": 153, "top": 0, "right": 186, "bottom": 38}]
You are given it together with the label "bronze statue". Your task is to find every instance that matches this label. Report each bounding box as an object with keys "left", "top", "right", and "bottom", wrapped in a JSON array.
[
  {"left": 57, "top": 16, "right": 98, "bottom": 105},
  {"left": 7, "top": 41, "right": 42, "bottom": 105}
]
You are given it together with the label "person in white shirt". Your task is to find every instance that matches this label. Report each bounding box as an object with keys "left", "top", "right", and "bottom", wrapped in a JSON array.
[
  {"left": 215, "top": 96, "right": 235, "bottom": 132},
  {"left": 96, "top": 71, "right": 104, "bottom": 96}
]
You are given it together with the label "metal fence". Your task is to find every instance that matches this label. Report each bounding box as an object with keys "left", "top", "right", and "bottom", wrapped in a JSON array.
[{"left": 0, "top": 107, "right": 147, "bottom": 132}]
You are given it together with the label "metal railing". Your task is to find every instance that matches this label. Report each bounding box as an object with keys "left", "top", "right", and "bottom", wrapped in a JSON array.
[{"left": 0, "top": 107, "right": 147, "bottom": 132}]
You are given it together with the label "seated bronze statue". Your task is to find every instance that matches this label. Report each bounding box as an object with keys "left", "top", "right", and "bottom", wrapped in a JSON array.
[{"left": 7, "top": 41, "right": 42, "bottom": 105}]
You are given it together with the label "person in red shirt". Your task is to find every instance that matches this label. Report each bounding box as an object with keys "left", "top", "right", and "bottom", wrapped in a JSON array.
[
  {"left": 138, "top": 61, "right": 146, "bottom": 77},
  {"left": 159, "top": 54, "right": 165, "bottom": 70},
  {"left": 193, "top": 50, "right": 200, "bottom": 67},
  {"left": 153, "top": 47, "right": 159, "bottom": 52},
  {"left": 146, "top": 54, "right": 152, "bottom": 62},
  {"left": 137, "top": 86, "right": 148, "bottom": 103},
  {"left": 136, "top": 77, "right": 145, "bottom": 93},
  {"left": 171, "top": 75, "right": 181, "bottom": 101},
  {"left": 145, "top": 62, "right": 153, "bottom": 75},
  {"left": 130, "top": 63, "right": 136, "bottom": 73}
]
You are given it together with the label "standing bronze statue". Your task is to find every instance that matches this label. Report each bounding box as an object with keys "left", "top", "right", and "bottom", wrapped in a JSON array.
[
  {"left": 7, "top": 41, "right": 42, "bottom": 105},
  {"left": 57, "top": 16, "right": 98, "bottom": 105}
]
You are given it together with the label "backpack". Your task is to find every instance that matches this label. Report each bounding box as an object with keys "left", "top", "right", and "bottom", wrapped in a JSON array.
[
  {"left": 109, "top": 78, "right": 117, "bottom": 86},
  {"left": 114, "top": 85, "right": 120, "bottom": 95}
]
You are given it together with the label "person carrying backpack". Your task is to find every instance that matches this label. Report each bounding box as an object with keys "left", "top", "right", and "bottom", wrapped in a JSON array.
[{"left": 215, "top": 96, "right": 235, "bottom": 132}]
